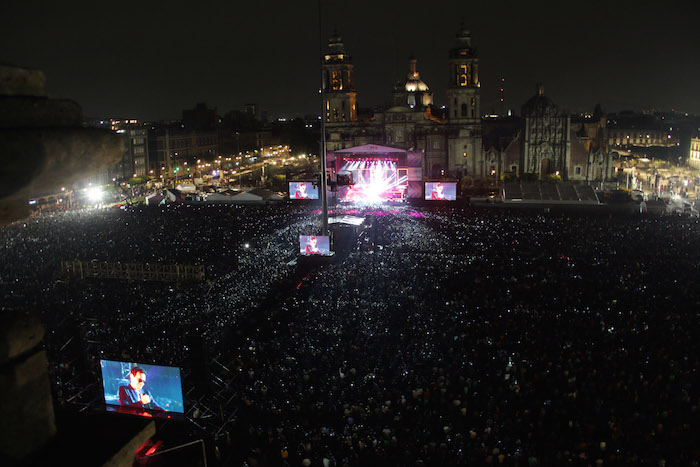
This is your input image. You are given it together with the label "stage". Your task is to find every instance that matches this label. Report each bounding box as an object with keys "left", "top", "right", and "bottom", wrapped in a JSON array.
[{"left": 327, "top": 144, "right": 423, "bottom": 203}]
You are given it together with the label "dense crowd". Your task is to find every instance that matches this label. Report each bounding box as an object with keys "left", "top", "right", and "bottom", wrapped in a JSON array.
[
  {"left": 0, "top": 204, "right": 313, "bottom": 404},
  {"left": 0, "top": 203, "right": 698, "bottom": 466},
  {"left": 234, "top": 209, "right": 700, "bottom": 466}
]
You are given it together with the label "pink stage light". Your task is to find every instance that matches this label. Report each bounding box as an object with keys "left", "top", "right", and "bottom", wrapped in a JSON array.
[{"left": 340, "top": 160, "right": 407, "bottom": 203}]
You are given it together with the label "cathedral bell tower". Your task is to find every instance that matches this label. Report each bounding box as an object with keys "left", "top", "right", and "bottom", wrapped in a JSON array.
[
  {"left": 446, "top": 25, "right": 480, "bottom": 123},
  {"left": 446, "top": 24, "right": 482, "bottom": 177},
  {"left": 322, "top": 32, "right": 357, "bottom": 125}
]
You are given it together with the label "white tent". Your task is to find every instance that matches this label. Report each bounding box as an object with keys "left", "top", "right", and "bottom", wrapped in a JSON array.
[{"left": 176, "top": 182, "right": 197, "bottom": 193}]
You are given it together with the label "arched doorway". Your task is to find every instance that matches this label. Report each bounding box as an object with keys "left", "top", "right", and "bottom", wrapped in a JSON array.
[{"left": 540, "top": 158, "right": 552, "bottom": 177}]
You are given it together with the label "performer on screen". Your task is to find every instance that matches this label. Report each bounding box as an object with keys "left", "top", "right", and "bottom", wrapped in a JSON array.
[
  {"left": 305, "top": 236, "right": 321, "bottom": 255},
  {"left": 430, "top": 183, "right": 446, "bottom": 200},
  {"left": 294, "top": 183, "right": 309, "bottom": 199},
  {"left": 119, "top": 366, "right": 164, "bottom": 411}
]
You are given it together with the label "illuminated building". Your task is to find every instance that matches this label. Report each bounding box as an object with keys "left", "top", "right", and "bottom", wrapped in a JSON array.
[
  {"left": 323, "top": 25, "right": 483, "bottom": 179},
  {"left": 608, "top": 128, "right": 680, "bottom": 148},
  {"left": 83, "top": 118, "right": 149, "bottom": 180},
  {"left": 129, "top": 127, "right": 149, "bottom": 177},
  {"left": 445, "top": 26, "right": 482, "bottom": 177},
  {"left": 492, "top": 88, "right": 612, "bottom": 182},
  {"left": 147, "top": 125, "right": 219, "bottom": 177},
  {"left": 322, "top": 25, "right": 612, "bottom": 183},
  {"left": 689, "top": 137, "right": 700, "bottom": 168},
  {"left": 323, "top": 32, "right": 357, "bottom": 124},
  {"left": 519, "top": 85, "right": 571, "bottom": 177},
  {"left": 606, "top": 111, "right": 681, "bottom": 149}
]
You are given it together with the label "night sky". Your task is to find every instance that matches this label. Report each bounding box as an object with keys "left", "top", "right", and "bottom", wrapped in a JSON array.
[{"left": 2, "top": 1, "right": 698, "bottom": 121}]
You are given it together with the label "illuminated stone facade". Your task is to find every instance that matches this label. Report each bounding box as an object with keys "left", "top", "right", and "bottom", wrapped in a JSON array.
[
  {"left": 608, "top": 128, "right": 679, "bottom": 148},
  {"left": 323, "top": 26, "right": 483, "bottom": 179},
  {"left": 321, "top": 28, "right": 611, "bottom": 183},
  {"left": 495, "top": 87, "right": 613, "bottom": 182},
  {"left": 690, "top": 137, "right": 700, "bottom": 168},
  {"left": 323, "top": 33, "right": 357, "bottom": 125},
  {"left": 521, "top": 85, "right": 571, "bottom": 177}
]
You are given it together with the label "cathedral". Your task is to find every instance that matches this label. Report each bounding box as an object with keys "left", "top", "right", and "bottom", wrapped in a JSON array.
[{"left": 322, "top": 25, "right": 612, "bottom": 183}]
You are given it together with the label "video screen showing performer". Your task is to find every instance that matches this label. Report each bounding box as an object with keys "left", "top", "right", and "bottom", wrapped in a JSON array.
[
  {"left": 119, "top": 366, "right": 163, "bottom": 410},
  {"left": 289, "top": 181, "right": 319, "bottom": 199},
  {"left": 100, "top": 360, "right": 184, "bottom": 416},
  {"left": 425, "top": 182, "right": 457, "bottom": 201},
  {"left": 299, "top": 235, "right": 330, "bottom": 255}
]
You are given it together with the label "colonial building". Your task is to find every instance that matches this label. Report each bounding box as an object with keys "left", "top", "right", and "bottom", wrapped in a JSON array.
[
  {"left": 489, "top": 87, "right": 613, "bottom": 182},
  {"left": 444, "top": 26, "right": 482, "bottom": 178},
  {"left": 322, "top": 26, "right": 611, "bottom": 183},
  {"left": 518, "top": 85, "right": 570, "bottom": 177},
  {"left": 323, "top": 33, "right": 358, "bottom": 125},
  {"left": 607, "top": 111, "right": 680, "bottom": 149}
]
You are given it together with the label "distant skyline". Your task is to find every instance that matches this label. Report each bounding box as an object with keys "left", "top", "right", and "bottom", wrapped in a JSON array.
[{"left": 2, "top": 1, "right": 698, "bottom": 121}]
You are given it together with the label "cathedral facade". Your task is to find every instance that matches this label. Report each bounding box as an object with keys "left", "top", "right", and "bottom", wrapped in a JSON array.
[{"left": 322, "top": 26, "right": 612, "bottom": 183}]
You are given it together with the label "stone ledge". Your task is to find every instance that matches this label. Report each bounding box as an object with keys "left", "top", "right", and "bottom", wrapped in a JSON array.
[
  {"left": 0, "top": 96, "right": 83, "bottom": 128},
  {"left": 0, "top": 65, "right": 47, "bottom": 97},
  {"left": 0, "top": 349, "right": 56, "bottom": 461},
  {"left": 0, "top": 311, "right": 44, "bottom": 366}
]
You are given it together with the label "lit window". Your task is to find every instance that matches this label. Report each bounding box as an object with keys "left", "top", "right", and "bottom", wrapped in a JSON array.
[
  {"left": 331, "top": 70, "right": 343, "bottom": 90},
  {"left": 459, "top": 65, "right": 468, "bottom": 86}
]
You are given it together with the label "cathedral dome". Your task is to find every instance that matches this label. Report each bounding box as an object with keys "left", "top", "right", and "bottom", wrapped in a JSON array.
[
  {"left": 392, "top": 56, "right": 433, "bottom": 109},
  {"left": 521, "top": 84, "right": 558, "bottom": 117},
  {"left": 405, "top": 76, "right": 430, "bottom": 92},
  {"left": 400, "top": 57, "right": 431, "bottom": 92}
]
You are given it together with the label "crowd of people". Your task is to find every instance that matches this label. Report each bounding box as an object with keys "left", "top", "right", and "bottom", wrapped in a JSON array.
[
  {"left": 0, "top": 204, "right": 314, "bottom": 405},
  {"left": 233, "top": 208, "right": 699, "bottom": 466},
  {"left": 0, "top": 203, "right": 698, "bottom": 466}
]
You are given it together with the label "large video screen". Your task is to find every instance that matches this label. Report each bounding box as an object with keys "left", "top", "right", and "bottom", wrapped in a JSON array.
[
  {"left": 100, "top": 360, "right": 184, "bottom": 416},
  {"left": 424, "top": 182, "right": 457, "bottom": 201},
  {"left": 299, "top": 235, "right": 330, "bottom": 255},
  {"left": 289, "top": 181, "right": 319, "bottom": 199}
]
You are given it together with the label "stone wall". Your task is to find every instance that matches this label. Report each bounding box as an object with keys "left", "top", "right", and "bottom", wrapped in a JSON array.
[{"left": 0, "top": 311, "right": 55, "bottom": 462}]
